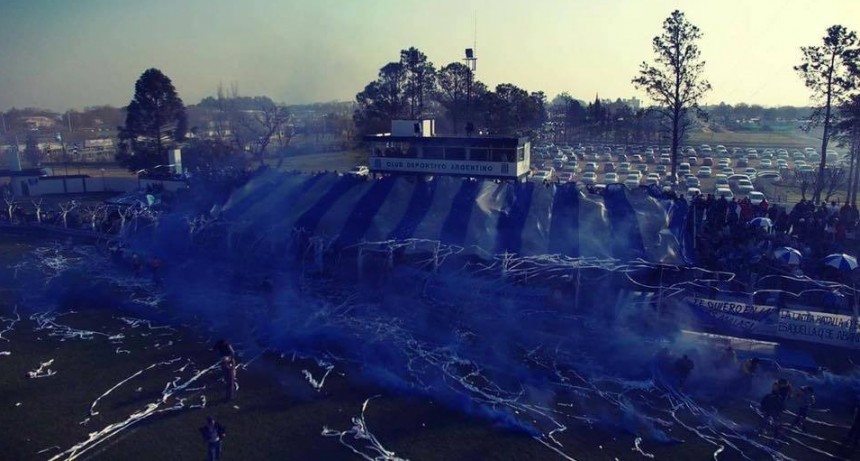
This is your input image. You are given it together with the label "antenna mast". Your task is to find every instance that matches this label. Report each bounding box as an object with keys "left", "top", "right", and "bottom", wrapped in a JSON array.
[{"left": 463, "top": 13, "right": 478, "bottom": 136}]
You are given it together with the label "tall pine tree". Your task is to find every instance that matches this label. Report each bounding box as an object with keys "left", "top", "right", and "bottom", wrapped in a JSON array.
[{"left": 116, "top": 68, "right": 187, "bottom": 172}]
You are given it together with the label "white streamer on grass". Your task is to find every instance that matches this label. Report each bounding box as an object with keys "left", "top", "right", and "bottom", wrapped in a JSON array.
[
  {"left": 31, "top": 311, "right": 117, "bottom": 341},
  {"left": 302, "top": 360, "right": 335, "bottom": 391},
  {"left": 322, "top": 396, "right": 409, "bottom": 461},
  {"left": 88, "top": 357, "right": 183, "bottom": 417},
  {"left": 49, "top": 360, "right": 219, "bottom": 461},
  {"left": 0, "top": 305, "right": 20, "bottom": 341},
  {"left": 28, "top": 358, "right": 56, "bottom": 378}
]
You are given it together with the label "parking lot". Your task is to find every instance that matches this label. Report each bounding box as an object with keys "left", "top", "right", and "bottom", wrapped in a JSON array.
[{"left": 531, "top": 143, "right": 850, "bottom": 204}]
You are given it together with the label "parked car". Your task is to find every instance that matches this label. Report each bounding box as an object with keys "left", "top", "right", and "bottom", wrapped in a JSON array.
[
  {"left": 530, "top": 169, "right": 555, "bottom": 183},
  {"left": 757, "top": 171, "right": 781, "bottom": 182},
  {"left": 736, "top": 179, "right": 754, "bottom": 193},
  {"left": 645, "top": 174, "right": 660, "bottom": 186},
  {"left": 604, "top": 172, "right": 619, "bottom": 183},
  {"left": 581, "top": 171, "right": 597, "bottom": 185},
  {"left": 748, "top": 191, "right": 766, "bottom": 205},
  {"left": 624, "top": 174, "right": 641, "bottom": 188},
  {"left": 348, "top": 165, "right": 370, "bottom": 176},
  {"left": 702, "top": 157, "right": 714, "bottom": 166},
  {"left": 715, "top": 187, "right": 734, "bottom": 200},
  {"left": 697, "top": 166, "right": 712, "bottom": 178}
]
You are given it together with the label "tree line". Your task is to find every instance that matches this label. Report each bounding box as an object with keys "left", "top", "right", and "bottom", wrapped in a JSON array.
[
  {"left": 353, "top": 47, "right": 547, "bottom": 137},
  {"left": 3, "top": 10, "right": 858, "bottom": 205}
]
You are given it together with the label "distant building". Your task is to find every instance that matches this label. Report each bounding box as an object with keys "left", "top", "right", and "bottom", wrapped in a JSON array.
[
  {"left": 20, "top": 116, "right": 57, "bottom": 129},
  {"left": 626, "top": 97, "right": 641, "bottom": 111}
]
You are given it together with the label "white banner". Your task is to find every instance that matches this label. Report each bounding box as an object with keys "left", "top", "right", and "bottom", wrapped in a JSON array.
[
  {"left": 686, "top": 297, "right": 860, "bottom": 349},
  {"left": 685, "top": 297, "right": 777, "bottom": 333},
  {"left": 776, "top": 310, "right": 860, "bottom": 349},
  {"left": 370, "top": 157, "right": 521, "bottom": 178}
]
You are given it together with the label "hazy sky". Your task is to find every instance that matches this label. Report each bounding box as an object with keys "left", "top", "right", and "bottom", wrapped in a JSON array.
[{"left": 1, "top": 0, "right": 858, "bottom": 111}]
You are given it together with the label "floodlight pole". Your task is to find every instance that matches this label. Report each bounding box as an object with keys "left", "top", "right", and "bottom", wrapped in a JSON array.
[{"left": 463, "top": 48, "right": 477, "bottom": 136}]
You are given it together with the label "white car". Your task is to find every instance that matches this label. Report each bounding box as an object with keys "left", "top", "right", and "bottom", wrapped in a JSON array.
[
  {"left": 697, "top": 166, "right": 712, "bottom": 178},
  {"left": 748, "top": 191, "right": 766, "bottom": 205},
  {"left": 760, "top": 159, "right": 772, "bottom": 168},
  {"left": 737, "top": 179, "right": 754, "bottom": 193},
  {"left": 645, "top": 174, "right": 660, "bottom": 186},
  {"left": 715, "top": 187, "right": 734, "bottom": 200},
  {"left": 531, "top": 169, "right": 558, "bottom": 183},
  {"left": 687, "top": 187, "right": 702, "bottom": 197},
  {"left": 757, "top": 171, "right": 781, "bottom": 182},
  {"left": 348, "top": 165, "right": 369, "bottom": 176},
  {"left": 604, "top": 172, "right": 619, "bottom": 183},
  {"left": 624, "top": 174, "right": 641, "bottom": 188},
  {"left": 581, "top": 172, "right": 597, "bottom": 185},
  {"left": 530, "top": 170, "right": 551, "bottom": 183}
]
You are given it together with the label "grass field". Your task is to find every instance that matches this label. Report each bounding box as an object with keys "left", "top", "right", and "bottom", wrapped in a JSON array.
[
  {"left": 688, "top": 129, "right": 822, "bottom": 149},
  {"left": 3, "top": 235, "right": 860, "bottom": 460}
]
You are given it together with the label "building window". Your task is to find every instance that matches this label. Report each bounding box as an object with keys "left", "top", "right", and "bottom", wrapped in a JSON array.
[
  {"left": 384, "top": 146, "right": 403, "bottom": 157},
  {"left": 517, "top": 146, "right": 525, "bottom": 161},
  {"left": 491, "top": 149, "right": 516, "bottom": 162},
  {"left": 446, "top": 147, "right": 466, "bottom": 160},
  {"left": 469, "top": 148, "right": 488, "bottom": 161},
  {"left": 423, "top": 145, "right": 444, "bottom": 159}
]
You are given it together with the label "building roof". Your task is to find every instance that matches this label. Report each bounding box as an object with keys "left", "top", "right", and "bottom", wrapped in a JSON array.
[
  {"left": 38, "top": 174, "right": 90, "bottom": 180},
  {"left": 363, "top": 134, "right": 527, "bottom": 148},
  {"left": 0, "top": 168, "right": 49, "bottom": 177}
]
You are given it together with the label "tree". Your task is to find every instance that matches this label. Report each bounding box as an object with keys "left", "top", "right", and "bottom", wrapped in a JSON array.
[
  {"left": 23, "top": 133, "right": 42, "bottom": 166},
  {"left": 586, "top": 95, "right": 607, "bottom": 140},
  {"left": 354, "top": 61, "right": 407, "bottom": 135},
  {"left": 182, "top": 138, "right": 247, "bottom": 182},
  {"left": 835, "top": 94, "right": 860, "bottom": 205},
  {"left": 116, "top": 68, "right": 188, "bottom": 172},
  {"left": 633, "top": 10, "right": 711, "bottom": 184},
  {"left": 436, "top": 62, "right": 472, "bottom": 134},
  {"left": 233, "top": 101, "right": 291, "bottom": 167},
  {"left": 550, "top": 93, "right": 587, "bottom": 143},
  {"left": 479, "top": 84, "right": 546, "bottom": 135},
  {"left": 795, "top": 25, "right": 859, "bottom": 203},
  {"left": 354, "top": 47, "right": 438, "bottom": 135},
  {"left": 401, "top": 47, "right": 436, "bottom": 119}
]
